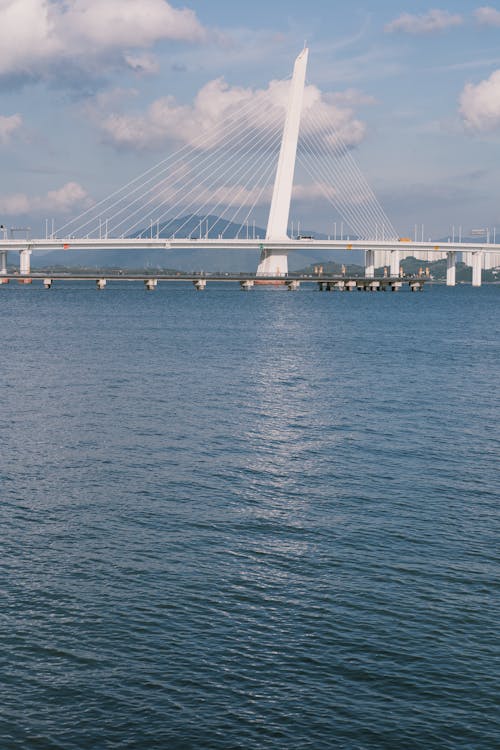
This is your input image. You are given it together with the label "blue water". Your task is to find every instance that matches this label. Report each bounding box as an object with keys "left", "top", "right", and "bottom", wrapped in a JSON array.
[{"left": 1, "top": 282, "right": 499, "bottom": 749}]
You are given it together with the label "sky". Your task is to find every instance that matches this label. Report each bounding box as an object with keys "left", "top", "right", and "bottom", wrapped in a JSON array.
[{"left": 2, "top": 0, "right": 500, "bottom": 239}]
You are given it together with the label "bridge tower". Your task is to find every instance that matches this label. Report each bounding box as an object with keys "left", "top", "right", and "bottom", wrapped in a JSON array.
[{"left": 256, "top": 47, "right": 308, "bottom": 277}]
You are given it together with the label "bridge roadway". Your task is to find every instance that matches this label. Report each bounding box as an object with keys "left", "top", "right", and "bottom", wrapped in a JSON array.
[
  {"left": 0, "top": 236, "right": 497, "bottom": 286},
  {"left": 0, "top": 237, "right": 499, "bottom": 253},
  {"left": 0, "top": 272, "right": 426, "bottom": 292}
]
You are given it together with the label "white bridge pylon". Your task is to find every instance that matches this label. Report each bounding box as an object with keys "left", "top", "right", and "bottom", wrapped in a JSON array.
[{"left": 257, "top": 47, "right": 308, "bottom": 277}]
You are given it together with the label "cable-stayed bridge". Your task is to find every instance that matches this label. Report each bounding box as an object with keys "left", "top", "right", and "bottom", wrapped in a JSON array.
[{"left": 1, "top": 47, "right": 499, "bottom": 287}]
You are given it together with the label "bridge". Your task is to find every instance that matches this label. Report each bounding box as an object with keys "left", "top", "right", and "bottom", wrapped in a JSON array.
[{"left": 1, "top": 47, "right": 499, "bottom": 288}]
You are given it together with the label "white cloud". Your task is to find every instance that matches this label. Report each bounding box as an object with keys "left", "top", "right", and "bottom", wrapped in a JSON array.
[
  {"left": 124, "top": 54, "right": 160, "bottom": 75},
  {"left": 90, "top": 87, "right": 140, "bottom": 109},
  {"left": 0, "top": 113, "right": 22, "bottom": 143},
  {"left": 0, "top": 0, "right": 205, "bottom": 81},
  {"left": 89, "top": 78, "right": 285, "bottom": 150},
  {"left": 459, "top": 69, "right": 500, "bottom": 131},
  {"left": 292, "top": 182, "right": 338, "bottom": 201},
  {"left": 136, "top": 180, "right": 337, "bottom": 212},
  {"left": 385, "top": 9, "right": 463, "bottom": 34},
  {"left": 327, "top": 89, "right": 377, "bottom": 108},
  {"left": 64, "top": 0, "right": 204, "bottom": 48},
  {"left": 200, "top": 181, "right": 336, "bottom": 208},
  {"left": 45, "top": 182, "right": 91, "bottom": 213},
  {"left": 301, "top": 88, "right": 368, "bottom": 147},
  {"left": 475, "top": 6, "right": 500, "bottom": 26},
  {"left": 88, "top": 78, "right": 368, "bottom": 152},
  {"left": 0, "top": 181, "right": 92, "bottom": 215},
  {"left": 195, "top": 183, "right": 273, "bottom": 209},
  {"left": 0, "top": 192, "right": 30, "bottom": 214}
]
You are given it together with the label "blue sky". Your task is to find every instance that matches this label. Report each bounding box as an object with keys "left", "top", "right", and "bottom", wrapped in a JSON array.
[{"left": 2, "top": 0, "right": 500, "bottom": 238}]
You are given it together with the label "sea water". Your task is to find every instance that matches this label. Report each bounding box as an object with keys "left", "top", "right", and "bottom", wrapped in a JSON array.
[{"left": 1, "top": 282, "right": 499, "bottom": 749}]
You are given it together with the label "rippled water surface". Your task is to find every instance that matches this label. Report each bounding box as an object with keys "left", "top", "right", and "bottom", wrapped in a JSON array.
[{"left": 1, "top": 282, "right": 499, "bottom": 749}]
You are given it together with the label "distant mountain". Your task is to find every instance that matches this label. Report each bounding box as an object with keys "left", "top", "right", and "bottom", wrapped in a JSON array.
[{"left": 129, "top": 215, "right": 265, "bottom": 241}]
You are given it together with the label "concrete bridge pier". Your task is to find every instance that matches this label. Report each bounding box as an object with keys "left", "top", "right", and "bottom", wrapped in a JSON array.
[
  {"left": 472, "top": 252, "right": 483, "bottom": 287},
  {"left": 365, "top": 249, "right": 375, "bottom": 278},
  {"left": 324, "top": 280, "right": 345, "bottom": 290},
  {"left": 0, "top": 250, "right": 7, "bottom": 275},
  {"left": 410, "top": 281, "right": 424, "bottom": 292},
  {"left": 390, "top": 250, "right": 400, "bottom": 277},
  {"left": 446, "top": 251, "right": 456, "bottom": 287},
  {"left": 19, "top": 248, "right": 31, "bottom": 276},
  {"left": 256, "top": 250, "right": 288, "bottom": 277}
]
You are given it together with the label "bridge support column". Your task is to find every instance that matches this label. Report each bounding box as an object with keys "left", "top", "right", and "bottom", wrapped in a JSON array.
[
  {"left": 446, "top": 251, "right": 456, "bottom": 287},
  {"left": 409, "top": 281, "right": 424, "bottom": 292},
  {"left": 365, "top": 249, "right": 375, "bottom": 278},
  {"left": 256, "top": 249, "right": 288, "bottom": 277},
  {"left": 390, "top": 249, "right": 400, "bottom": 277},
  {"left": 0, "top": 250, "right": 7, "bottom": 275},
  {"left": 19, "top": 248, "right": 31, "bottom": 276},
  {"left": 472, "top": 252, "right": 482, "bottom": 287}
]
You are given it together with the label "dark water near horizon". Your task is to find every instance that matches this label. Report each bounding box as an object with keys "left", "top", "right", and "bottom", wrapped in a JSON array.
[{"left": 1, "top": 282, "right": 499, "bottom": 749}]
